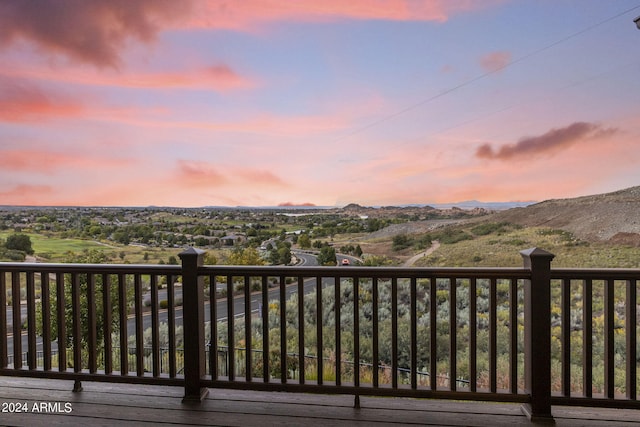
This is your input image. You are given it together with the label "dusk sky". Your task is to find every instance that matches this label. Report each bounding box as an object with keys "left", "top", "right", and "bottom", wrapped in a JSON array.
[{"left": 1, "top": 1, "right": 639, "bottom": 207}]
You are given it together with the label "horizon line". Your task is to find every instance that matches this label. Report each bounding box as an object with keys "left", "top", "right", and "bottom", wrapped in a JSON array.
[{"left": 0, "top": 200, "right": 537, "bottom": 210}]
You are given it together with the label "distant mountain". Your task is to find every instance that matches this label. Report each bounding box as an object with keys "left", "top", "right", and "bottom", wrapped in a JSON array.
[
  {"left": 339, "top": 201, "right": 533, "bottom": 210},
  {"left": 430, "top": 200, "right": 534, "bottom": 210},
  {"left": 490, "top": 186, "right": 640, "bottom": 243}
]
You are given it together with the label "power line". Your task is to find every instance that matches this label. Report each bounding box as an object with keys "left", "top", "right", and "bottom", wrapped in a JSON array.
[
  {"left": 335, "top": 3, "right": 640, "bottom": 141},
  {"left": 428, "top": 59, "right": 640, "bottom": 141}
]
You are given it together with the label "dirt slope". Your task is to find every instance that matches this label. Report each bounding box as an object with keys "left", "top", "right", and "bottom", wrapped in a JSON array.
[{"left": 490, "top": 186, "right": 640, "bottom": 242}]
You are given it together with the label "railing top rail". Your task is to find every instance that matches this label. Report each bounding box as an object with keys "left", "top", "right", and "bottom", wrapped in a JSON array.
[
  {"left": 2, "top": 261, "right": 638, "bottom": 280},
  {"left": 197, "top": 264, "right": 530, "bottom": 279},
  {"left": 0, "top": 262, "right": 529, "bottom": 280},
  {"left": 0, "top": 262, "right": 181, "bottom": 275},
  {"left": 551, "top": 267, "right": 640, "bottom": 280}
]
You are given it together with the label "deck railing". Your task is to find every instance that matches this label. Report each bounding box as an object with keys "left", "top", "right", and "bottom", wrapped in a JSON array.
[{"left": 1, "top": 247, "right": 638, "bottom": 422}]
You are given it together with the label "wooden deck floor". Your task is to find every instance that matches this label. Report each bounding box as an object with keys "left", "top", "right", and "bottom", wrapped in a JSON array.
[{"left": 1, "top": 377, "right": 639, "bottom": 426}]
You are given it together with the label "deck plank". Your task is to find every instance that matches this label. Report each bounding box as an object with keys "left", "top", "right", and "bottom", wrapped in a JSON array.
[{"left": 0, "top": 377, "right": 638, "bottom": 426}]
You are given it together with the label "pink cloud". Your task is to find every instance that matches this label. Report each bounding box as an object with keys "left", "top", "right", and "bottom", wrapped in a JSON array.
[
  {"left": 103, "top": 110, "right": 354, "bottom": 139},
  {"left": 479, "top": 51, "right": 512, "bottom": 73},
  {"left": 0, "top": 184, "right": 54, "bottom": 205},
  {"left": 175, "top": 160, "right": 228, "bottom": 188},
  {"left": 109, "top": 64, "right": 255, "bottom": 91},
  {"left": 0, "top": 75, "right": 186, "bottom": 124},
  {"left": 0, "top": 77, "right": 84, "bottom": 122},
  {"left": 187, "top": 1, "right": 495, "bottom": 30},
  {"left": 1, "top": 63, "right": 255, "bottom": 92},
  {"left": 174, "top": 160, "right": 287, "bottom": 189},
  {"left": 0, "top": 149, "right": 131, "bottom": 173}
]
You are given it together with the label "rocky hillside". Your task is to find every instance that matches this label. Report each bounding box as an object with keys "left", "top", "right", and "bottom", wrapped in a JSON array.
[
  {"left": 490, "top": 186, "right": 640, "bottom": 243},
  {"left": 335, "top": 203, "right": 490, "bottom": 220}
]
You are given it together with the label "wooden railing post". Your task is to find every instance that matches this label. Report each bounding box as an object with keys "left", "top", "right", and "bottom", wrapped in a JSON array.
[
  {"left": 520, "top": 247, "right": 555, "bottom": 423},
  {"left": 180, "top": 247, "right": 209, "bottom": 403}
]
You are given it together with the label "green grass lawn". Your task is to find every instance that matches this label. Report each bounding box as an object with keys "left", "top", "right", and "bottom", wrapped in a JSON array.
[
  {"left": 0, "top": 232, "right": 183, "bottom": 264},
  {"left": 0, "top": 232, "right": 107, "bottom": 259}
]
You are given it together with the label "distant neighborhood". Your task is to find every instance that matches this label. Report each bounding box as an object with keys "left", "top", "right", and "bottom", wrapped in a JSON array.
[
  {"left": 0, "top": 204, "right": 487, "bottom": 265},
  {"left": 5, "top": 186, "right": 640, "bottom": 269}
]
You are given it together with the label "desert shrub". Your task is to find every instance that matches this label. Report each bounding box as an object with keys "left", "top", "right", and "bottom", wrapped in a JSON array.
[
  {"left": 5, "top": 249, "right": 26, "bottom": 261},
  {"left": 434, "top": 229, "right": 473, "bottom": 244},
  {"left": 471, "top": 222, "right": 511, "bottom": 236},
  {"left": 392, "top": 234, "right": 413, "bottom": 251},
  {"left": 505, "top": 238, "right": 528, "bottom": 246}
]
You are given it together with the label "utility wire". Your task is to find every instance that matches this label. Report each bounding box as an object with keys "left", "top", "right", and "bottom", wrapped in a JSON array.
[
  {"left": 335, "top": 3, "right": 640, "bottom": 141},
  {"left": 427, "top": 59, "right": 640, "bottom": 141}
]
